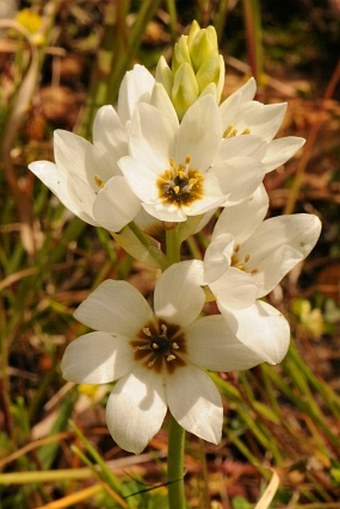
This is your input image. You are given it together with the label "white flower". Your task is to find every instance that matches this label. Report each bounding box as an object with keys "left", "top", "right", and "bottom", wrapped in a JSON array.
[
  {"left": 61, "top": 261, "right": 263, "bottom": 454},
  {"left": 119, "top": 76, "right": 307, "bottom": 223},
  {"left": 119, "top": 91, "right": 272, "bottom": 223},
  {"left": 219, "top": 77, "right": 305, "bottom": 174},
  {"left": 28, "top": 65, "right": 156, "bottom": 232},
  {"left": 203, "top": 185, "right": 322, "bottom": 364}
]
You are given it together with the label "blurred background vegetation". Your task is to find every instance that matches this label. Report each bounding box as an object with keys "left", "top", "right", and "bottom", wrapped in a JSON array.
[{"left": 0, "top": 0, "right": 339, "bottom": 508}]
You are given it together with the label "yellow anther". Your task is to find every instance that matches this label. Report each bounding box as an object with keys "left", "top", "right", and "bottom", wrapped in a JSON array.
[
  {"left": 167, "top": 354, "right": 176, "bottom": 362},
  {"left": 223, "top": 125, "right": 233, "bottom": 138},
  {"left": 241, "top": 128, "right": 251, "bottom": 135},
  {"left": 94, "top": 175, "right": 104, "bottom": 188}
]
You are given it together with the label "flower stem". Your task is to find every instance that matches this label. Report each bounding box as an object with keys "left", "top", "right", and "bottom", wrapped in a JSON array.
[
  {"left": 167, "top": 415, "right": 187, "bottom": 509},
  {"left": 165, "top": 225, "right": 181, "bottom": 264}
]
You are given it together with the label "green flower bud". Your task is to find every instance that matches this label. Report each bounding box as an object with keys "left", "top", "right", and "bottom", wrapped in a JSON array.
[
  {"left": 189, "top": 25, "right": 219, "bottom": 73},
  {"left": 172, "top": 35, "right": 191, "bottom": 73},
  {"left": 196, "top": 54, "right": 225, "bottom": 103},
  {"left": 171, "top": 63, "right": 199, "bottom": 120},
  {"left": 155, "top": 56, "right": 173, "bottom": 96},
  {"left": 155, "top": 20, "right": 225, "bottom": 118}
]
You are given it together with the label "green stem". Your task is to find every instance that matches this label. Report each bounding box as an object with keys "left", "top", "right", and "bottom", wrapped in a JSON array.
[
  {"left": 165, "top": 225, "right": 181, "bottom": 264},
  {"left": 165, "top": 226, "right": 186, "bottom": 508},
  {"left": 167, "top": 415, "right": 186, "bottom": 509}
]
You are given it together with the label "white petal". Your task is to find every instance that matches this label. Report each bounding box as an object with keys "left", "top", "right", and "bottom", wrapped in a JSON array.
[
  {"left": 262, "top": 136, "right": 305, "bottom": 172},
  {"left": 128, "top": 103, "right": 175, "bottom": 171},
  {"left": 61, "top": 331, "right": 133, "bottom": 383},
  {"left": 119, "top": 156, "right": 159, "bottom": 202},
  {"left": 220, "top": 301, "right": 290, "bottom": 364},
  {"left": 204, "top": 232, "right": 235, "bottom": 282},
  {"left": 28, "top": 160, "right": 98, "bottom": 226},
  {"left": 93, "top": 176, "right": 141, "bottom": 232},
  {"left": 166, "top": 365, "right": 223, "bottom": 444},
  {"left": 92, "top": 106, "right": 127, "bottom": 181},
  {"left": 149, "top": 82, "right": 179, "bottom": 132},
  {"left": 213, "top": 156, "right": 265, "bottom": 202},
  {"left": 141, "top": 202, "right": 187, "bottom": 222},
  {"left": 176, "top": 94, "right": 222, "bottom": 170},
  {"left": 242, "top": 213, "right": 322, "bottom": 296},
  {"left": 106, "top": 369, "right": 167, "bottom": 453},
  {"left": 54, "top": 130, "right": 98, "bottom": 185},
  {"left": 117, "top": 64, "right": 155, "bottom": 125},
  {"left": 186, "top": 315, "right": 264, "bottom": 371},
  {"left": 212, "top": 185, "right": 269, "bottom": 243},
  {"left": 154, "top": 261, "right": 205, "bottom": 326},
  {"left": 217, "top": 134, "right": 265, "bottom": 160},
  {"left": 92, "top": 104, "right": 126, "bottom": 156},
  {"left": 209, "top": 267, "right": 258, "bottom": 309},
  {"left": 219, "top": 78, "right": 257, "bottom": 123},
  {"left": 74, "top": 280, "right": 154, "bottom": 336},
  {"left": 236, "top": 102, "right": 287, "bottom": 141}
]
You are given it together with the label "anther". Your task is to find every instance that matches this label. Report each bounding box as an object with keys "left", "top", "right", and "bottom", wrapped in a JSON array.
[
  {"left": 241, "top": 128, "right": 251, "bottom": 135},
  {"left": 166, "top": 354, "right": 176, "bottom": 362},
  {"left": 172, "top": 342, "right": 179, "bottom": 350},
  {"left": 94, "top": 175, "right": 104, "bottom": 188},
  {"left": 143, "top": 327, "right": 152, "bottom": 337},
  {"left": 244, "top": 254, "right": 251, "bottom": 263},
  {"left": 161, "top": 324, "right": 168, "bottom": 334}
]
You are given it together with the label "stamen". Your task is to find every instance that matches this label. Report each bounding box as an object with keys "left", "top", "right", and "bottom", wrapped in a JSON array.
[
  {"left": 157, "top": 155, "right": 204, "bottom": 207},
  {"left": 94, "top": 175, "right": 104, "bottom": 189},
  {"left": 241, "top": 128, "right": 251, "bottom": 135},
  {"left": 135, "top": 344, "right": 151, "bottom": 351},
  {"left": 244, "top": 254, "right": 251, "bottom": 262},
  {"left": 132, "top": 320, "right": 187, "bottom": 373}
]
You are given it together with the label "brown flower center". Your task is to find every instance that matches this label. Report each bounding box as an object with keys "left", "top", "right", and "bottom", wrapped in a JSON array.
[
  {"left": 157, "top": 155, "right": 204, "bottom": 207},
  {"left": 131, "top": 319, "right": 187, "bottom": 374}
]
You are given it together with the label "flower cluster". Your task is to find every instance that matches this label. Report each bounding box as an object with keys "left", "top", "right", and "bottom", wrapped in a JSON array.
[{"left": 29, "top": 22, "right": 321, "bottom": 454}]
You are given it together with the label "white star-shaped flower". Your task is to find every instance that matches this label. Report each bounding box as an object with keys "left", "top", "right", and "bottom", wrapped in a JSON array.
[
  {"left": 203, "top": 185, "right": 322, "bottom": 364},
  {"left": 118, "top": 77, "right": 306, "bottom": 223},
  {"left": 28, "top": 65, "right": 156, "bottom": 232},
  {"left": 219, "top": 77, "right": 306, "bottom": 175},
  {"left": 118, "top": 91, "right": 271, "bottom": 222},
  {"left": 61, "top": 261, "right": 263, "bottom": 454}
]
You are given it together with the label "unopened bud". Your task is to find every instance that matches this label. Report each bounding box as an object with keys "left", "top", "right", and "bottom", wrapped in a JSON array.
[{"left": 171, "top": 63, "right": 199, "bottom": 119}]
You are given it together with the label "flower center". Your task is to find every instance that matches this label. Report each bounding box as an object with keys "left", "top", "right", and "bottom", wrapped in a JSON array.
[
  {"left": 231, "top": 244, "right": 259, "bottom": 275},
  {"left": 157, "top": 155, "right": 204, "bottom": 207},
  {"left": 131, "top": 320, "right": 187, "bottom": 374}
]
